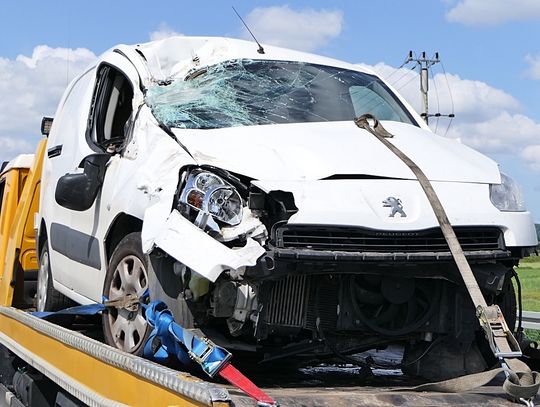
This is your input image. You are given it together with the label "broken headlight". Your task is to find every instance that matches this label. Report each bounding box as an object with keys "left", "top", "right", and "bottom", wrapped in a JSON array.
[
  {"left": 180, "top": 170, "right": 243, "bottom": 226},
  {"left": 489, "top": 173, "right": 526, "bottom": 212}
]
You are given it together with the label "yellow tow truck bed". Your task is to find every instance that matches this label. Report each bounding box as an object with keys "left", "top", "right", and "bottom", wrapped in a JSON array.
[{"left": 0, "top": 138, "right": 45, "bottom": 308}]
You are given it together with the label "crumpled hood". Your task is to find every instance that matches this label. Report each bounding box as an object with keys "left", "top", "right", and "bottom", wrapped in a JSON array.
[{"left": 171, "top": 121, "right": 500, "bottom": 184}]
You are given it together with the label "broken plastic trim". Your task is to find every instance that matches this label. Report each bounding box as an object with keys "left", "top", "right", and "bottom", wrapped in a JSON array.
[
  {"left": 146, "top": 59, "right": 418, "bottom": 129},
  {"left": 154, "top": 210, "right": 265, "bottom": 282}
]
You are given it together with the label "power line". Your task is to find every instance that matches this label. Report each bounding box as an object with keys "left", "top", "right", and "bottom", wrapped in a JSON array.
[
  {"left": 428, "top": 65, "right": 441, "bottom": 133},
  {"left": 403, "top": 51, "right": 455, "bottom": 126},
  {"left": 439, "top": 60, "right": 456, "bottom": 136}
]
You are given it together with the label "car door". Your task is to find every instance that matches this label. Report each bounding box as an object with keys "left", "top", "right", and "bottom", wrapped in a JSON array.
[
  {"left": 42, "top": 65, "right": 98, "bottom": 297},
  {"left": 46, "top": 53, "right": 142, "bottom": 302}
]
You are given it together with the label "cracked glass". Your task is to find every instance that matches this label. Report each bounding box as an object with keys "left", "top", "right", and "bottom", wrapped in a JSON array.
[{"left": 146, "top": 59, "right": 417, "bottom": 130}]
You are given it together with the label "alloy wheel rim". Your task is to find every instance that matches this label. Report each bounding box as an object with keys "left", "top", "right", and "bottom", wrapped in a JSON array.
[{"left": 106, "top": 255, "right": 148, "bottom": 353}]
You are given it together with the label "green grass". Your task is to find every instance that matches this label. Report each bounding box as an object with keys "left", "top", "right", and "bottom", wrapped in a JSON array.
[
  {"left": 520, "top": 255, "right": 540, "bottom": 264},
  {"left": 516, "top": 255, "right": 540, "bottom": 342},
  {"left": 525, "top": 328, "right": 540, "bottom": 342},
  {"left": 516, "top": 256, "right": 540, "bottom": 312}
]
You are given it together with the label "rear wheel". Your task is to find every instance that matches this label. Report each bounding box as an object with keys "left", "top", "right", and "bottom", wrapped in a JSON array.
[
  {"left": 102, "top": 233, "right": 150, "bottom": 355},
  {"left": 36, "top": 240, "right": 73, "bottom": 312}
]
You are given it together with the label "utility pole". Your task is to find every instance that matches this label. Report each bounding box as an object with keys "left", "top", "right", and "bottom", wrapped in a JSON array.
[{"left": 404, "top": 51, "right": 440, "bottom": 125}]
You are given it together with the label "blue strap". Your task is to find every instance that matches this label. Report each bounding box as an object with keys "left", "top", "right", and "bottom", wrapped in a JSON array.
[
  {"left": 142, "top": 302, "right": 191, "bottom": 364},
  {"left": 143, "top": 301, "right": 232, "bottom": 377},
  {"left": 32, "top": 303, "right": 106, "bottom": 321},
  {"left": 32, "top": 298, "right": 232, "bottom": 377},
  {"left": 32, "top": 291, "right": 149, "bottom": 321}
]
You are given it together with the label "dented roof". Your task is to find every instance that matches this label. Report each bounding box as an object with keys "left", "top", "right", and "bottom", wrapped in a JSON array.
[{"left": 132, "top": 36, "right": 376, "bottom": 82}]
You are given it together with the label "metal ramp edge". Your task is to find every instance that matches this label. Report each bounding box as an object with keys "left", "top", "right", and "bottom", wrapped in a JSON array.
[{"left": 0, "top": 306, "right": 230, "bottom": 407}]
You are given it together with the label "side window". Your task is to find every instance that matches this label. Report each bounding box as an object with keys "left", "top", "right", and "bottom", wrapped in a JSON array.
[{"left": 89, "top": 66, "right": 134, "bottom": 150}]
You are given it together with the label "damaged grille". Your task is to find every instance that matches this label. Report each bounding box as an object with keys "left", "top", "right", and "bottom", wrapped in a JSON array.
[{"left": 274, "top": 225, "right": 504, "bottom": 253}]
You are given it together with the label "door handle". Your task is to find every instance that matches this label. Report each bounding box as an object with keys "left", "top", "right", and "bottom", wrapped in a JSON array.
[{"left": 47, "top": 145, "right": 63, "bottom": 158}]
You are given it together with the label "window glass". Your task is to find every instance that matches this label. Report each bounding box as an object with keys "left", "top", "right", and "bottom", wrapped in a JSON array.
[
  {"left": 91, "top": 66, "right": 134, "bottom": 148},
  {"left": 49, "top": 69, "right": 94, "bottom": 146},
  {"left": 349, "top": 84, "right": 412, "bottom": 123},
  {"left": 146, "top": 59, "right": 417, "bottom": 129}
]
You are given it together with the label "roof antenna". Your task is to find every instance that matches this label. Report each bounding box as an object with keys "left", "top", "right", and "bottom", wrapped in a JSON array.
[{"left": 232, "top": 6, "right": 265, "bottom": 54}]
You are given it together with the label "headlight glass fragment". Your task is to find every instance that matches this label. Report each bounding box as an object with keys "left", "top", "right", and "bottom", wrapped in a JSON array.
[
  {"left": 180, "top": 169, "right": 243, "bottom": 226},
  {"left": 489, "top": 173, "right": 526, "bottom": 212}
]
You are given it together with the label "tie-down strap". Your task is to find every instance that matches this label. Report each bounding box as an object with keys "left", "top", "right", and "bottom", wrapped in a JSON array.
[
  {"left": 34, "top": 296, "right": 279, "bottom": 406},
  {"left": 144, "top": 301, "right": 279, "bottom": 406},
  {"left": 354, "top": 114, "right": 539, "bottom": 405},
  {"left": 394, "top": 358, "right": 540, "bottom": 405}
]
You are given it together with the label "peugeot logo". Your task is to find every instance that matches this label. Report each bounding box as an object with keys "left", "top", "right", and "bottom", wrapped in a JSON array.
[{"left": 382, "top": 197, "right": 407, "bottom": 218}]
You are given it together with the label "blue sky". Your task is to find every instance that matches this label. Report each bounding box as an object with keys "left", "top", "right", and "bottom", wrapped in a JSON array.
[{"left": 2, "top": 0, "right": 540, "bottom": 220}]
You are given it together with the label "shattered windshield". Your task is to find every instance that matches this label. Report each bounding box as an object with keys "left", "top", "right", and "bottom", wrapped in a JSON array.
[{"left": 146, "top": 59, "right": 417, "bottom": 129}]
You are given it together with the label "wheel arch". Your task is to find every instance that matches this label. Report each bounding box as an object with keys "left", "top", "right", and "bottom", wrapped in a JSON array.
[{"left": 104, "top": 213, "right": 143, "bottom": 265}]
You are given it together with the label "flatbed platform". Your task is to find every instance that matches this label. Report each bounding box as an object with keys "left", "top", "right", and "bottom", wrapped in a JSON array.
[
  {"left": 0, "top": 305, "right": 536, "bottom": 406},
  {"left": 229, "top": 384, "right": 535, "bottom": 406},
  {"left": 227, "top": 355, "right": 537, "bottom": 406}
]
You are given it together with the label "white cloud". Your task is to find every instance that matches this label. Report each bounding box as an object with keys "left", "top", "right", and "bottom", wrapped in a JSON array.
[
  {"left": 446, "top": 0, "right": 540, "bottom": 25},
  {"left": 0, "top": 137, "right": 33, "bottom": 155},
  {"left": 525, "top": 54, "right": 540, "bottom": 80},
  {"left": 149, "top": 23, "right": 183, "bottom": 41},
  {"left": 448, "top": 112, "right": 540, "bottom": 153},
  {"left": 0, "top": 45, "right": 95, "bottom": 162},
  {"left": 360, "top": 62, "right": 540, "bottom": 168},
  {"left": 16, "top": 45, "right": 95, "bottom": 69},
  {"left": 243, "top": 6, "right": 343, "bottom": 52},
  {"left": 522, "top": 145, "right": 540, "bottom": 171},
  {"left": 366, "top": 63, "right": 520, "bottom": 124}
]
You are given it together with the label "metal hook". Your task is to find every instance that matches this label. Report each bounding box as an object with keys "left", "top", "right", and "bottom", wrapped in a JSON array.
[{"left": 519, "top": 397, "right": 535, "bottom": 407}]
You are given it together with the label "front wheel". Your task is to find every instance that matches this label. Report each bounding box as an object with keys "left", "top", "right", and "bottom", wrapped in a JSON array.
[{"left": 102, "top": 233, "right": 150, "bottom": 355}]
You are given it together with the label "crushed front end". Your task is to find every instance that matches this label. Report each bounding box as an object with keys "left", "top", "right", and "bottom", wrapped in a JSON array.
[
  {"left": 147, "top": 166, "right": 536, "bottom": 381},
  {"left": 140, "top": 56, "right": 537, "bottom": 381}
]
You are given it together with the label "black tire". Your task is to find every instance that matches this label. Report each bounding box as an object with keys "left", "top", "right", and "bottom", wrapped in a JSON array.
[
  {"left": 102, "top": 232, "right": 150, "bottom": 355},
  {"left": 36, "top": 240, "right": 73, "bottom": 312},
  {"left": 496, "top": 273, "right": 517, "bottom": 332},
  {"left": 147, "top": 254, "right": 195, "bottom": 330}
]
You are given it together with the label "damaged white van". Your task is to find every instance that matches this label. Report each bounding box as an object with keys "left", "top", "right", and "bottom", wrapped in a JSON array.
[{"left": 36, "top": 36, "right": 537, "bottom": 381}]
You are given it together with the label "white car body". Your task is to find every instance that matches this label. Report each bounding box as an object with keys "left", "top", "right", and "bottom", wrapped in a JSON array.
[{"left": 37, "top": 36, "right": 537, "bottom": 380}]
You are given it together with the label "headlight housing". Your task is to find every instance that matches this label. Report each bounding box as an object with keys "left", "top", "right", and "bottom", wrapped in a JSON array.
[
  {"left": 179, "top": 169, "right": 243, "bottom": 226},
  {"left": 489, "top": 173, "right": 526, "bottom": 212}
]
